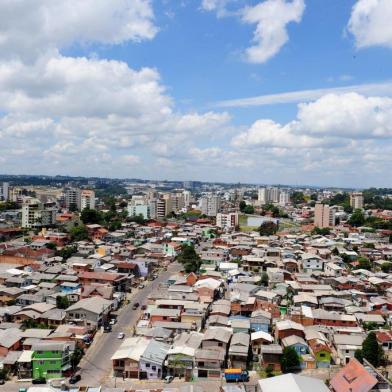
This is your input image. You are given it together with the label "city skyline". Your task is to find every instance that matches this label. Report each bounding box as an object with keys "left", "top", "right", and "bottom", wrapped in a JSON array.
[{"left": 1, "top": 1, "right": 392, "bottom": 187}]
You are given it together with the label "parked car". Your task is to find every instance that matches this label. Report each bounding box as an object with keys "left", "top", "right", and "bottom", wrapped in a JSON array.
[
  {"left": 141, "top": 305, "right": 147, "bottom": 310},
  {"left": 32, "top": 378, "right": 46, "bottom": 384},
  {"left": 69, "top": 374, "right": 81, "bottom": 384},
  {"left": 132, "top": 302, "right": 140, "bottom": 310},
  {"left": 138, "top": 284, "right": 145, "bottom": 289},
  {"left": 164, "top": 375, "right": 174, "bottom": 384},
  {"left": 117, "top": 332, "right": 125, "bottom": 339},
  {"left": 109, "top": 318, "right": 117, "bottom": 325},
  {"left": 0, "top": 379, "right": 5, "bottom": 385}
]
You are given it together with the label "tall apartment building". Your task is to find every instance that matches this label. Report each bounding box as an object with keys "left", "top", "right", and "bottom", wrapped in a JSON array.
[
  {"left": 21, "top": 199, "right": 57, "bottom": 228},
  {"left": 314, "top": 203, "right": 336, "bottom": 228},
  {"left": 0, "top": 182, "right": 9, "bottom": 201},
  {"left": 128, "top": 197, "right": 151, "bottom": 220},
  {"left": 65, "top": 188, "right": 95, "bottom": 210},
  {"left": 279, "top": 191, "right": 290, "bottom": 206},
  {"left": 171, "top": 193, "right": 185, "bottom": 213},
  {"left": 258, "top": 187, "right": 280, "bottom": 204},
  {"left": 65, "top": 188, "right": 80, "bottom": 210},
  {"left": 200, "top": 195, "right": 221, "bottom": 216},
  {"left": 183, "top": 190, "right": 191, "bottom": 207},
  {"left": 350, "top": 192, "right": 364, "bottom": 210},
  {"left": 216, "top": 212, "right": 239, "bottom": 229},
  {"left": 80, "top": 190, "right": 95, "bottom": 210}
]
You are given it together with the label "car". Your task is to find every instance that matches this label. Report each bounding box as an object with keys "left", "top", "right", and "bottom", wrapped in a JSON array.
[
  {"left": 141, "top": 305, "right": 147, "bottom": 310},
  {"left": 132, "top": 302, "right": 140, "bottom": 310},
  {"left": 138, "top": 284, "right": 145, "bottom": 289},
  {"left": 103, "top": 325, "right": 112, "bottom": 333},
  {"left": 164, "top": 375, "right": 174, "bottom": 384},
  {"left": 117, "top": 332, "right": 125, "bottom": 339},
  {"left": 69, "top": 374, "right": 81, "bottom": 384},
  {"left": 0, "top": 379, "right": 5, "bottom": 385},
  {"left": 32, "top": 378, "right": 46, "bottom": 384},
  {"left": 109, "top": 318, "right": 116, "bottom": 325}
]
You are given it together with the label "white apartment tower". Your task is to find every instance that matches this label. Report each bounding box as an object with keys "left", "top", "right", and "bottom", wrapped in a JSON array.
[{"left": 21, "top": 199, "right": 57, "bottom": 228}]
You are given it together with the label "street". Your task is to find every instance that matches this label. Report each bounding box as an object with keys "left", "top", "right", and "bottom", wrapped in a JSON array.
[
  {"left": 77, "top": 261, "right": 182, "bottom": 386},
  {"left": 0, "top": 262, "right": 182, "bottom": 392}
]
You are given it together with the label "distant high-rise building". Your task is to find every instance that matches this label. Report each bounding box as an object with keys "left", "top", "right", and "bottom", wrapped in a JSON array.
[
  {"left": 80, "top": 190, "right": 95, "bottom": 210},
  {"left": 21, "top": 199, "right": 57, "bottom": 228},
  {"left": 65, "top": 188, "right": 80, "bottom": 211},
  {"left": 201, "top": 195, "right": 221, "bottom": 216},
  {"left": 279, "top": 191, "right": 290, "bottom": 206},
  {"left": 216, "top": 212, "right": 238, "bottom": 229},
  {"left": 350, "top": 192, "right": 364, "bottom": 210},
  {"left": 0, "top": 182, "right": 9, "bottom": 201},
  {"left": 314, "top": 203, "right": 335, "bottom": 228},
  {"left": 183, "top": 190, "right": 191, "bottom": 207},
  {"left": 258, "top": 187, "right": 280, "bottom": 204}
]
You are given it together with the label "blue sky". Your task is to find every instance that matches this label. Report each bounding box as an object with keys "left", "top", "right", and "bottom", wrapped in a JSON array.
[{"left": 1, "top": 0, "right": 392, "bottom": 187}]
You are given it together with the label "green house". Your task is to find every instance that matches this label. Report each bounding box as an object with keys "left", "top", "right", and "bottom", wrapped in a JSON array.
[{"left": 32, "top": 342, "right": 71, "bottom": 380}]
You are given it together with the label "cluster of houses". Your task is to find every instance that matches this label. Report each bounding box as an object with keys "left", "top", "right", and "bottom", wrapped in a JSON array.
[{"left": 0, "top": 216, "right": 392, "bottom": 392}]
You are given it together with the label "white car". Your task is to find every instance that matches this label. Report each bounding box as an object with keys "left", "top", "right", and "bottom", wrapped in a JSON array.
[
  {"left": 138, "top": 284, "right": 145, "bottom": 289},
  {"left": 117, "top": 332, "right": 125, "bottom": 339}
]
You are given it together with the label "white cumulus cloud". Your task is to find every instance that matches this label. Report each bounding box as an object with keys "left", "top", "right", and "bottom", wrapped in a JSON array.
[
  {"left": 0, "top": 0, "right": 158, "bottom": 61},
  {"left": 348, "top": 0, "right": 392, "bottom": 49},
  {"left": 242, "top": 0, "right": 305, "bottom": 63}
]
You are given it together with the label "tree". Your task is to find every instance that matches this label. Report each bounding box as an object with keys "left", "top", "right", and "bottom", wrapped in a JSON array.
[
  {"left": 258, "top": 221, "right": 278, "bottom": 236},
  {"left": 243, "top": 205, "right": 255, "bottom": 214},
  {"left": 280, "top": 347, "right": 300, "bottom": 373},
  {"left": 381, "top": 262, "right": 392, "bottom": 273},
  {"left": 69, "top": 225, "right": 89, "bottom": 241},
  {"left": 332, "top": 247, "right": 339, "bottom": 256},
  {"left": 57, "top": 245, "right": 77, "bottom": 261},
  {"left": 291, "top": 192, "right": 306, "bottom": 205},
  {"left": 239, "top": 200, "right": 246, "bottom": 212},
  {"left": 56, "top": 295, "right": 70, "bottom": 310},
  {"left": 354, "top": 349, "right": 363, "bottom": 363},
  {"left": 261, "top": 272, "right": 269, "bottom": 287},
  {"left": 349, "top": 209, "right": 365, "bottom": 227},
  {"left": 71, "top": 344, "right": 84, "bottom": 370},
  {"left": 357, "top": 257, "right": 372, "bottom": 271},
  {"left": 312, "top": 227, "right": 331, "bottom": 236},
  {"left": 80, "top": 208, "right": 102, "bottom": 224},
  {"left": 45, "top": 242, "right": 57, "bottom": 250},
  {"left": 176, "top": 244, "right": 201, "bottom": 273},
  {"left": 362, "top": 331, "right": 384, "bottom": 367}
]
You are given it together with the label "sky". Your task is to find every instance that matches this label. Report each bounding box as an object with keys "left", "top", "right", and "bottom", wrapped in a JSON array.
[{"left": 1, "top": 0, "right": 392, "bottom": 187}]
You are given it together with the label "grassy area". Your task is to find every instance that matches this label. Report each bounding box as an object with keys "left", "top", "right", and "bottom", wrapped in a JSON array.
[
  {"left": 239, "top": 214, "right": 248, "bottom": 226},
  {"left": 240, "top": 226, "right": 257, "bottom": 232}
]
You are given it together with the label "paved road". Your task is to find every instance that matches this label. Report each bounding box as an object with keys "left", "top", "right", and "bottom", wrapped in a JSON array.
[{"left": 77, "top": 261, "right": 182, "bottom": 386}]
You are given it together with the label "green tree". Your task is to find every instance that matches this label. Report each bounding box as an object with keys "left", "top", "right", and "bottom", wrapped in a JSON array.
[
  {"left": 261, "top": 272, "right": 269, "bottom": 287},
  {"left": 312, "top": 227, "right": 331, "bottom": 236},
  {"left": 354, "top": 349, "right": 363, "bottom": 363},
  {"left": 71, "top": 344, "right": 85, "bottom": 370},
  {"left": 349, "top": 209, "right": 365, "bottom": 227},
  {"left": 357, "top": 257, "right": 372, "bottom": 271},
  {"left": 362, "top": 331, "right": 384, "bottom": 367},
  {"left": 381, "top": 262, "right": 392, "bottom": 273},
  {"left": 45, "top": 242, "right": 57, "bottom": 250},
  {"left": 80, "top": 208, "right": 103, "bottom": 224},
  {"left": 69, "top": 225, "right": 89, "bottom": 241},
  {"left": 239, "top": 200, "right": 246, "bottom": 212},
  {"left": 177, "top": 244, "right": 201, "bottom": 273},
  {"left": 56, "top": 295, "right": 70, "bottom": 309},
  {"left": 280, "top": 347, "right": 300, "bottom": 373},
  {"left": 258, "top": 221, "right": 278, "bottom": 236},
  {"left": 291, "top": 192, "right": 306, "bottom": 205},
  {"left": 57, "top": 245, "right": 77, "bottom": 261},
  {"left": 332, "top": 247, "right": 339, "bottom": 256}
]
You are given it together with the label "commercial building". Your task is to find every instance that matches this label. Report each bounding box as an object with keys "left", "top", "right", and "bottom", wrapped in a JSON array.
[
  {"left": 314, "top": 204, "right": 335, "bottom": 228},
  {"left": 350, "top": 192, "right": 364, "bottom": 210}
]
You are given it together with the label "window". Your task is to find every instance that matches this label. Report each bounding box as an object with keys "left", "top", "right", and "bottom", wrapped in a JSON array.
[
  {"left": 146, "top": 363, "right": 150, "bottom": 368},
  {"left": 152, "top": 366, "right": 156, "bottom": 371},
  {"left": 319, "top": 353, "right": 325, "bottom": 358}
]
